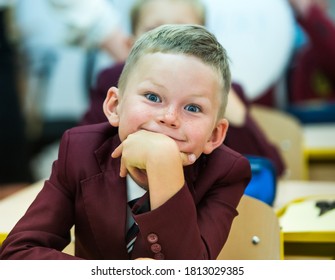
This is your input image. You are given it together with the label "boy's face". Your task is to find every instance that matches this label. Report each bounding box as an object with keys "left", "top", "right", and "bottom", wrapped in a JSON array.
[
  {"left": 134, "top": 0, "right": 203, "bottom": 38},
  {"left": 104, "top": 52, "right": 228, "bottom": 160}
]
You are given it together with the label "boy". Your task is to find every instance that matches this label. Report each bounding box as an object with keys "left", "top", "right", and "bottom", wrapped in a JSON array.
[
  {"left": 80, "top": 0, "right": 285, "bottom": 177},
  {"left": 0, "top": 24, "right": 251, "bottom": 260}
]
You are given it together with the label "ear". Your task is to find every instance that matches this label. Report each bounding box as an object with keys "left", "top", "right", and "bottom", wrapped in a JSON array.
[
  {"left": 103, "top": 87, "right": 120, "bottom": 127},
  {"left": 203, "top": 119, "right": 229, "bottom": 154}
]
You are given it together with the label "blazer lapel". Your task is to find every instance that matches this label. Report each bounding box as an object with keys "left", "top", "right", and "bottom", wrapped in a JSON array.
[{"left": 80, "top": 134, "right": 129, "bottom": 259}]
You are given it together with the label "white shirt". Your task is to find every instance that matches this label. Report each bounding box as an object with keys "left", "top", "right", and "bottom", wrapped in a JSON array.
[{"left": 126, "top": 175, "right": 147, "bottom": 230}]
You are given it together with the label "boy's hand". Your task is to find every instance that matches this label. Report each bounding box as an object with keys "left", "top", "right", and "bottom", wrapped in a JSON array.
[
  {"left": 111, "top": 130, "right": 196, "bottom": 209},
  {"left": 111, "top": 130, "right": 195, "bottom": 179}
]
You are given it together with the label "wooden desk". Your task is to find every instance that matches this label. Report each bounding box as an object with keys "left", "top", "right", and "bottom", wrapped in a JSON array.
[
  {"left": 278, "top": 195, "right": 335, "bottom": 258},
  {"left": 274, "top": 180, "right": 335, "bottom": 210},
  {"left": 303, "top": 123, "right": 335, "bottom": 160},
  {"left": 0, "top": 180, "right": 74, "bottom": 254},
  {"left": 303, "top": 123, "right": 335, "bottom": 181},
  {"left": 0, "top": 180, "right": 44, "bottom": 244},
  {"left": 274, "top": 180, "right": 335, "bottom": 258}
]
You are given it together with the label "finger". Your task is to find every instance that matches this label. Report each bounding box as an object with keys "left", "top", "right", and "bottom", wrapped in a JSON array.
[
  {"left": 111, "top": 143, "right": 123, "bottom": 158},
  {"left": 180, "top": 152, "right": 196, "bottom": 166},
  {"left": 119, "top": 158, "right": 128, "bottom": 177}
]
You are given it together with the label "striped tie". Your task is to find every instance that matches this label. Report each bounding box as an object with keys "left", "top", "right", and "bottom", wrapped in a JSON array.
[
  {"left": 126, "top": 220, "right": 139, "bottom": 254},
  {"left": 126, "top": 198, "right": 150, "bottom": 254}
]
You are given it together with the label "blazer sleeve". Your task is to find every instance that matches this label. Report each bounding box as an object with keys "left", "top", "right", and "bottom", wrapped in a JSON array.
[
  {"left": 0, "top": 130, "right": 82, "bottom": 260},
  {"left": 132, "top": 150, "right": 251, "bottom": 260}
]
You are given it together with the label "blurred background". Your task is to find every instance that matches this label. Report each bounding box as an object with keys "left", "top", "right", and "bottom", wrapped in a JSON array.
[
  {"left": 1, "top": 0, "right": 335, "bottom": 260},
  {"left": 1, "top": 0, "right": 335, "bottom": 193}
]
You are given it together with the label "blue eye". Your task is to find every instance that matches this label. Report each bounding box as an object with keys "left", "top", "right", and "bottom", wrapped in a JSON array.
[
  {"left": 185, "top": 104, "right": 201, "bottom": 113},
  {"left": 145, "top": 93, "right": 161, "bottom": 103}
]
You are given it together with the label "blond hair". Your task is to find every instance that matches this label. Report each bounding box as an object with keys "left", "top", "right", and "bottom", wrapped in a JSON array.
[{"left": 118, "top": 24, "right": 231, "bottom": 119}]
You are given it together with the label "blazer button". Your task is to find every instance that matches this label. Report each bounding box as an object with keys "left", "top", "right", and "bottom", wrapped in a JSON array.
[
  {"left": 147, "top": 233, "right": 158, "bottom": 244},
  {"left": 150, "top": 243, "right": 161, "bottom": 253},
  {"left": 154, "top": 252, "right": 165, "bottom": 260}
]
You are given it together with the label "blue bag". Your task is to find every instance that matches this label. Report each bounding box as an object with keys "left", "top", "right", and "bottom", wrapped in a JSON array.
[{"left": 244, "top": 155, "right": 277, "bottom": 206}]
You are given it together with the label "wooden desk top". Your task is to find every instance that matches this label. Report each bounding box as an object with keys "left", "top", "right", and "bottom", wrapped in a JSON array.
[
  {"left": 0, "top": 180, "right": 44, "bottom": 237},
  {"left": 278, "top": 195, "right": 335, "bottom": 243},
  {"left": 275, "top": 180, "right": 335, "bottom": 243},
  {"left": 303, "top": 123, "right": 335, "bottom": 160},
  {"left": 274, "top": 180, "right": 335, "bottom": 210},
  {"left": 278, "top": 195, "right": 335, "bottom": 231},
  {"left": 0, "top": 179, "right": 76, "bottom": 254}
]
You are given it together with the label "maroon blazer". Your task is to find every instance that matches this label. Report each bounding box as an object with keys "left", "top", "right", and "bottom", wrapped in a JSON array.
[
  {"left": 80, "top": 63, "right": 285, "bottom": 176},
  {"left": 0, "top": 123, "right": 251, "bottom": 260}
]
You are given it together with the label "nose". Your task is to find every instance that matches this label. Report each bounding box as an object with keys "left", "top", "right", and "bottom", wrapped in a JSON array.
[{"left": 158, "top": 106, "right": 180, "bottom": 128}]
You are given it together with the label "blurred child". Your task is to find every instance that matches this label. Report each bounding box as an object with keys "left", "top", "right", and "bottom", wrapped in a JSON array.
[
  {"left": 47, "top": 0, "right": 131, "bottom": 61},
  {"left": 288, "top": 0, "right": 335, "bottom": 106}
]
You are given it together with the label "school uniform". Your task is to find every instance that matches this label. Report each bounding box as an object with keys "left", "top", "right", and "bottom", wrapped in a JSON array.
[{"left": 0, "top": 122, "right": 251, "bottom": 260}]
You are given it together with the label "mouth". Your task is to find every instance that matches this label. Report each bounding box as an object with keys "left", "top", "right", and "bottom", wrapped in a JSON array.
[{"left": 166, "top": 135, "right": 184, "bottom": 142}]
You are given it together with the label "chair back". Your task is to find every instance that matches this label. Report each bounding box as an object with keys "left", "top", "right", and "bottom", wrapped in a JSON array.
[
  {"left": 217, "top": 195, "right": 283, "bottom": 260},
  {"left": 250, "top": 104, "right": 307, "bottom": 180}
]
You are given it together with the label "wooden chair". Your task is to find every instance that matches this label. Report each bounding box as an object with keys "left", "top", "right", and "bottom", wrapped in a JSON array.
[
  {"left": 217, "top": 195, "right": 283, "bottom": 260},
  {"left": 250, "top": 104, "right": 307, "bottom": 180}
]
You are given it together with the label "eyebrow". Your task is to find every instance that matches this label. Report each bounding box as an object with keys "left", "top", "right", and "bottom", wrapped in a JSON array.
[{"left": 137, "top": 79, "right": 167, "bottom": 91}]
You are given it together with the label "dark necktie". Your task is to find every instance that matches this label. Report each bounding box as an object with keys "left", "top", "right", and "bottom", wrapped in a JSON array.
[{"left": 126, "top": 198, "right": 150, "bottom": 254}]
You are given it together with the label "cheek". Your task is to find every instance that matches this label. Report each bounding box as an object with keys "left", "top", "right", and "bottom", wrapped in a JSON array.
[
  {"left": 185, "top": 125, "right": 210, "bottom": 148},
  {"left": 118, "top": 105, "right": 152, "bottom": 139},
  {"left": 186, "top": 118, "right": 213, "bottom": 140},
  {"left": 185, "top": 119, "right": 217, "bottom": 152}
]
